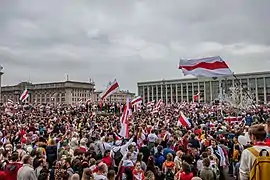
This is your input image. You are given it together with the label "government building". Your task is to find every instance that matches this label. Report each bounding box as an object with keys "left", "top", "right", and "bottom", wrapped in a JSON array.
[
  {"left": 93, "top": 90, "right": 135, "bottom": 104},
  {"left": 137, "top": 71, "right": 270, "bottom": 104},
  {"left": 1, "top": 80, "right": 95, "bottom": 105}
]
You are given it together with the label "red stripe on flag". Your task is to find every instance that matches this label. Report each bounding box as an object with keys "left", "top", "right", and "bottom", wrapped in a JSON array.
[
  {"left": 101, "top": 82, "right": 119, "bottom": 100},
  {"left": 179, "top": 61, "right": 229, "bottom": 71},
  {"left": 21, "top": 90, "right": 28, "bottom": 101}
]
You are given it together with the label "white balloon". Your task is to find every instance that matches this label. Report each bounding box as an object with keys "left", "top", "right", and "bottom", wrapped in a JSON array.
[{"left": 238, "top": 135, "right": 248, "bottom": 146}]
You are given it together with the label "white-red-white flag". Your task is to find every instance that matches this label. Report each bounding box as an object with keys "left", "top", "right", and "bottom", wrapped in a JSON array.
[
  {"left": 224, "top": 116, "right": 243, "bottom": 124},
  {"left": 131, "top": 96, "right": 142, "bottom": 106},
  {"left": 179, "top": 56, "right": 233, "bottom": 77},
  {"left": 147, "top": 100, "right": 155, "bottom": 108},
  {"left": 119, "top": 98, "right": 130, "bottom": 138},
  {"left": 178, "top": 111, "right": 191, "bottom": 127},
  {"left": 100, "top": 80, "right": 119, "bottom": 100},
  {"left": 193, "top": 92, "right": 200, "bottom": 102},
  {"left": 20, "top": 89, "right": 29, "bottom": 102},
  {"left": 152, "top": 99, "right": 163, "bottom": 113}
]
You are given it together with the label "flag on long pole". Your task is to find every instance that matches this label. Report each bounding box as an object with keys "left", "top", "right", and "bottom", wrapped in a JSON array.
[
  {"left": 20, "top": 89, "right": 29, "bottom": 102},
  {"left": 119, "top": 98, "right": 130, "bottom": 138},
  {"left": 100, "top": 80, "right": 119, "bottom": 101}
]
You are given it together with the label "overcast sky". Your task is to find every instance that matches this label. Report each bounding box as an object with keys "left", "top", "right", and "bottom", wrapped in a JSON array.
[{"left": 0, "top": 0, "right": 270, "bottom": 92}]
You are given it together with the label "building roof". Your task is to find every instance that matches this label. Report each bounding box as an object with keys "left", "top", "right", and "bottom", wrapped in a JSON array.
[
  {"left": 2, "top": 80, "right": 95, "bottom": 88},
  {"left": 137, "top": 71, "right": 270, "bottom": 86}
]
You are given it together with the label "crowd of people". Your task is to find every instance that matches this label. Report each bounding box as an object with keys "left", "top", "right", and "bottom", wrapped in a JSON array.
[{"left": 0, "top": 100, "right": 270, "bottom": 180}]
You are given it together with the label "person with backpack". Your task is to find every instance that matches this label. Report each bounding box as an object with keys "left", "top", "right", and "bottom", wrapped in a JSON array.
[
  {"left": 154, "top": 145, "right": 165, "bottom": 169},
  {"left": 239, "top": 124, "right": 270, "bottom": 180},
  {"left": 162, "top": 153, "right": 175, "bottom": 180},
  {"left": 198, "top": 158, "right": 216, "bottom": 180}
]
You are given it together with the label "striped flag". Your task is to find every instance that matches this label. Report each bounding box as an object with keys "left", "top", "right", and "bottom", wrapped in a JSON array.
[
  {"left": 119, "top": 98, "right": 130, "bottom": 138},
  {"left": 179, "top": 56, "right": 233, "bottom": 77},
  {"left": 152, "top": 99, "right": 163, "bottom": 113},
  {"left": 147, "top": 100, "right": 155, "bottom": 108},
  {"left": 100, "top": 80, "right": 119, "bottom": 101},
  {"left": 178, "top": 111, "right": 191, "bottom": 127},
  {"left": 193, "top": 92, "right": 200, "bottom": 102},
  {"left": 20, "top": 89, "right": 29, "bottom": 102},
  {"left": 131, "top": 96, "right": 142, "bottom": 106}
]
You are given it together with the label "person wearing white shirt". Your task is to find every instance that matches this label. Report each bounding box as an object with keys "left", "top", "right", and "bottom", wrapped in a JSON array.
[{"left": 239, "top": 124, "right": 270, "bottom": 180}]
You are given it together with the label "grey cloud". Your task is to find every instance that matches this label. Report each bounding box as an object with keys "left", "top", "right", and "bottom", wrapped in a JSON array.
[{"left": 0, "top": 0, "right": 270, "bottom": 92}]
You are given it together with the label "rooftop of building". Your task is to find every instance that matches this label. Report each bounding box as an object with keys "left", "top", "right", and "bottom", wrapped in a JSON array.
[
  {"left": 94, "top": 90, "right": 135, "bottom": 94},
  {"left": 137, "top": 70, "right": 270, "bottom": 85},
  {"left": 2, "top": 80, "right": 95, "bottom": 88}
]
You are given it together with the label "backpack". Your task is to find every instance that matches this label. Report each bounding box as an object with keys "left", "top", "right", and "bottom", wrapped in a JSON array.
[
  {"left": 114, "top": 148, "right": 123, "bottom": 166},
  {"left": 165, "top": 168, "right": 174, "bottom": 180},
  {"left": 198, "top": 169, "right": 217, "bottom": 180},
  {"left": 211, "top": 164, "right": 220, "bottom": 180},
  {"left": 248, "top": 147, "right": 270, "bottom": 180}
]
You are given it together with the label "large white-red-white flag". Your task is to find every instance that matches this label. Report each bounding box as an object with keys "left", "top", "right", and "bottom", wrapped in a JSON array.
[
  {"left": 179, "top": 56, "right": 233, "bottom": 77},
  {"left": 119, "top": 98, "right": 130, "bottom": 138},
  {"left": 178, "top": 111, "right": 191, "bottom": 127},
  {"left": 20, "top": 89, "right": 29, "bottom": 102},
  {"left": 100, "top": 80, "right": 119, "bottom": 100}
]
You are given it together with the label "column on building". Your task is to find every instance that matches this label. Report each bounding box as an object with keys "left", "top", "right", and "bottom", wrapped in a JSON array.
[
  {"left": 181, "top": 83, "right": 183, "bottom": 102},
  {"left": 210, "top": 81, "right": 213, "bottom": 102},
  {"left": 264, "top": 77, "right": 267, "bottom": 104},
  {"left": 240, "top": 79, "right": 243, "bottom": 103},
  {"left": 66, "top": 88, "right": 72, "bottom": 104},
  {"left": 142, "top": 86, "right": 145, "bottom": 103},
  {"left": 204, "top": 82, "right": 206, "bottom": 103},
  {"left": 175, "top": 84, "right": 178, "bottom": 103},
  {"left": 186, "top": 83, "right": 189, "bottom": 102},
  {"left": 197, "top": 81, "right": 200, "bottom": 102},
  {"left": 192, "top": 82, "right": 194, "bottom": 97},
  {"left": 152, "top": 86, "right": 155, "bottom": 101},
  {"left": 161, "top": 84, "right": 163, "bottom": 101},
  {"left": 255, "top": 78, "right": 259, "bottom": 103},
  {"left": 170, "top": 84, "right": 173, "bottom": 103},
  {"left": 156, "top": 85, "right": 159, "bottom": 102},
  {"left": 165, "top": 84, "right": 168, "bottom": 104},
  {"left": 147, "top": 86, "right": 150, "bottom": 102}
]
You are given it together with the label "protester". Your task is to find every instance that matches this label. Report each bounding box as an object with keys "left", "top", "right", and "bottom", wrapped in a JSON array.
[
  {"left": 1, "top": 98, "right": 270, "bottom": 180},
  {"left": 17, "top": 155, "right": 37, "bottom": 180}
]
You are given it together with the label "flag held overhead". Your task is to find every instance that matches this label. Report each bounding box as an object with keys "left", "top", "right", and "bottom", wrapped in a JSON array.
[{"left": 179, "top": 56, "right": 233, "bottom": 78}]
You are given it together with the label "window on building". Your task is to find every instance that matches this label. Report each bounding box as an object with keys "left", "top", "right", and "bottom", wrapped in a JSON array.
[{"left": 61, "top": 98, "right": 65, "bottom": 102}]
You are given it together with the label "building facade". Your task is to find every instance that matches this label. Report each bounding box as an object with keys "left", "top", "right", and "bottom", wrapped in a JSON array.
[
  {"left": 0, "top": 71, "right": 3, "bottom": 103},
  {"left": 137, "top": 71, "right": 270, "bottom": 104},
  {"left": 1, "top": 81, "right": 95, "bottom": 105},
  {"left": 93, "top": 90, "right": 135, "bottom": 103}
]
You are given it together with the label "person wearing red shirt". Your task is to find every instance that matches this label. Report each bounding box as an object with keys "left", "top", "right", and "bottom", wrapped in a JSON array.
[
  {"left": 102, "top": 150, "right": 112, "bottom": 168},
  {"left": 5, "top": 152, "right": 23, "bottom": 180},
  {"left": 176, "top": 162, "right": 194, "bottom": 180}
]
